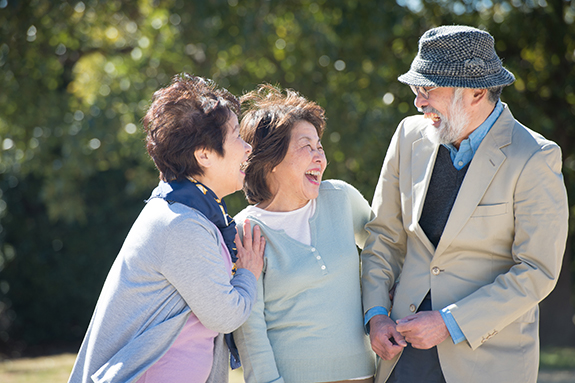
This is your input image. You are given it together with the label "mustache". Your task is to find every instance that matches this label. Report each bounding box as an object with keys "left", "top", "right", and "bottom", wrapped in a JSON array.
[{"left": 419, "top": 105, "right": 441, "bottom": 115}]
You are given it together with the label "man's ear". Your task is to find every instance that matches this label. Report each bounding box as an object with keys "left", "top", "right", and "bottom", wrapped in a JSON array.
[
  {"left": 194, "top": 147, "right": 212, "bottom": 169},
  {"left": 471, "top": 88, "right": 488, "bottom": 105}
]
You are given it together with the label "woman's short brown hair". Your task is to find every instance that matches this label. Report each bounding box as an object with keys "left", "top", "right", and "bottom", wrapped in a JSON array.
[
  {"left": 240, "top": 84, "right": 325, "bottom": 204},
  {"left": 143, "top": 73, "right": 240, "bottom": 182}
]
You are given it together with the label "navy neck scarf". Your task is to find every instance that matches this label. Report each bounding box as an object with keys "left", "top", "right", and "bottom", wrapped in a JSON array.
[
  {"left": 148, "top": 177, "right": 238, "bottom": 263},
  {"left": 147, "top": 177, "right": 242, "bottom": 369}
]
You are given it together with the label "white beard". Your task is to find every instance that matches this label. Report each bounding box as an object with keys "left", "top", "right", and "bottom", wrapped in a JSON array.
[{"left": 423, "top": 89, "right": 469, "bottom": 146}]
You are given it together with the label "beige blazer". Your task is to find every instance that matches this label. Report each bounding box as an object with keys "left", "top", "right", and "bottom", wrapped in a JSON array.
[{"left": 361, "top": 105, "right": 568, "bottom": 383}]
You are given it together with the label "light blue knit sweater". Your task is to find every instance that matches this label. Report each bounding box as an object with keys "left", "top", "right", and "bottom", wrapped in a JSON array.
[{"left": 234, "top": 180, "right": 376, "bottom": 383}]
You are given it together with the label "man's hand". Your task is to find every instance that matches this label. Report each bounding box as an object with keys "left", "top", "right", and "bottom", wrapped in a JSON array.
[
  {"left": 369, "top": 314, "right": 407, "bottom": 360},
  {"left": 395, "top": 310, "right": 449, "bottom": 349}
]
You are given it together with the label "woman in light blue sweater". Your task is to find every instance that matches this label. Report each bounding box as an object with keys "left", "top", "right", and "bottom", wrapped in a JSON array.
[{"left": 234, "top": 85, "right": 376, "bottom": 383}]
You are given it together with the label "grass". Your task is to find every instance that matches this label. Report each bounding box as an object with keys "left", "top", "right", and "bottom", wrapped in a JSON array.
[
  {"left": 540, "top": 347, "right": 575, "bottom": 370},
  {"left": 0, "top": 349, "right": 573, "bottom": 383},
  {"left": 0, "top": 353, "right": 76, "bottom": 383},
  {"left": 0, "top": 353, "right": 246, "bottom": 383}
]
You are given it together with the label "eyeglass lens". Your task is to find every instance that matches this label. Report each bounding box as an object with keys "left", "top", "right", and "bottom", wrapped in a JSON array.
[{"left": 410, "top": 85, "right": 429, "bottom": 99}]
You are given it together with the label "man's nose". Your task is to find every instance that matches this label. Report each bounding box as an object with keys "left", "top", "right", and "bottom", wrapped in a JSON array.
[{"left": 413, "top": 94, "right": 427, "bottom": 109}]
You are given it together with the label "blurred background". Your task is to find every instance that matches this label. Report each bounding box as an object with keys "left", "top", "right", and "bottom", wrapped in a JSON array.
[{"left": 0, "top": 0, "right": 574, "bottom": 359}]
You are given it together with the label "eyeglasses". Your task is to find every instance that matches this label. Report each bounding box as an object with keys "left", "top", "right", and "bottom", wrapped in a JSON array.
[{"left": 409, "top": 85, "right": 438, "bottom": 100}]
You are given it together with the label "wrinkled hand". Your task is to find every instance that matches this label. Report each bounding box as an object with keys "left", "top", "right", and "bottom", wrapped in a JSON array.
[
  {"left": 369, "top": 314, "right": 407, "bottom": 360},
  {"left": 395, "top": 310, "right": 449, "bottom": 349},
  {"left": 235, "top": 219, "right": 265, "bottom": 280}
]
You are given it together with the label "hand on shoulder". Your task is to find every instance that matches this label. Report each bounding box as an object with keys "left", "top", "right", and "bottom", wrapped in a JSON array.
[{"left": 235, "top": 219, "right": 265, "bottom": 280}]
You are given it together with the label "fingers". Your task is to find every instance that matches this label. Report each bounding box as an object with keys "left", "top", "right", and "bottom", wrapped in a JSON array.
[
  {"left": 391, "top": 330, "right": 408, "bottom": 347},
  {"left": 238, "top": 220, "right": 265, "bottom": 254},
  {"left": 396, "top": 314, "right": 417, "bottom": 332},
  {"left": 396, "top": 314, "right": 421, "bottom": 345},
  {"left": 395, "top": 311, "right": 449, "bottom": 349},
  {"left": 405, "top": 336, "right": 434, "bottom": 350},
  {"left": 234, "top": 230, "right": 244, "bottom": 252},
  {"left": 259, "top": 232, "right": 266, "bottom": 255},
  {"left": 233, "top": 220, "right": 266, "bottom": 280},
  {"left": 251, "top": 224, "right": 262, "bottom": 254},
  {"left": 372, "top": 336, "right": 404, "bottom": 360},
  {"left": 369, "top": 315, "right": 407, "bottom": 360},
  {"left": 242, "top": 219, "right": 252, "bottom": 251}
]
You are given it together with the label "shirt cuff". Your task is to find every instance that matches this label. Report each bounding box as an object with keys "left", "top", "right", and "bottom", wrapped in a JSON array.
[
  {"left": 364, "top": 306, "right": 389, "bottom": 334},
  {"left": 440, "top": 305, "right": 466, "bottom": 344}
]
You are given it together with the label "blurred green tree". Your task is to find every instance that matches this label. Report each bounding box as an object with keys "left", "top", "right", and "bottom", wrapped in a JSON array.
[{"left": 0, "top": 0, "right": 573, "bottom": 354}]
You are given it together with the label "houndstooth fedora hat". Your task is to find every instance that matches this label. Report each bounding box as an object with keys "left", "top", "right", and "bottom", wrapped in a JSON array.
[{"left": 398, "top": 25, "right": 515, "bottom": 89}]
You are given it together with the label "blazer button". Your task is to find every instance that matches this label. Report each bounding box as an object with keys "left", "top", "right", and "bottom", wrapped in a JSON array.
[
  {"left": 409, "top": 304, "right": 416, "bottom": 312},
  {"left": 432, "top": 266, "right": 441, "bottom": 275}
]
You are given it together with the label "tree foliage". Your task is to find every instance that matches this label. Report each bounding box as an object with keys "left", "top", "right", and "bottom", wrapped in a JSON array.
[{"left": 0, "top": 0, "right": 574, "bottom": 353}]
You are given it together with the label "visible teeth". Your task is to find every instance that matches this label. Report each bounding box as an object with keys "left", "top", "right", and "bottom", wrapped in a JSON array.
[
  {"left": 240, "top": 162, "right": 248, "bottom": 171},
  {"left": 424, "top": 113, "right": 441, "bottom": 122},
  {"left": 305, "top": 170, "right": 320, "bottom": 176}
]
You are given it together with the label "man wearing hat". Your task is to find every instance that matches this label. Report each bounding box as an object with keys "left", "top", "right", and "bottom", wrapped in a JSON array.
[{"left": 361, "top": 25, "right": 568, "bottom": 383}]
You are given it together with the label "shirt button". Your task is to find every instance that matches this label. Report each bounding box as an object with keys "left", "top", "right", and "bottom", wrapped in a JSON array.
[
  {"left": 321, "top": 265, "right": 326, "bottom": 270},
  {"left": 316, "top": 255, "right": 321, "bottom": 260},
  {"left": 409, "top": 304, "right": 416, "bottom": 312},
  {"left": 432, "top": 266, "right": 441, "bottom": 275},
  {"left": 311, "top": 247, "right": 316, "bottom": 252},
  {"left": 458, "top": 161, "right": 464, "bottom": 167}
]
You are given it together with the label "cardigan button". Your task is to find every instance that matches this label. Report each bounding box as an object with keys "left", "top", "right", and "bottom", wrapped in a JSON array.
[
  {"left": 409, "top": 304, "right": 416, "bottom": 312},
  {"left": 432, "top": 267, "right": 441, "bottom": 275}
]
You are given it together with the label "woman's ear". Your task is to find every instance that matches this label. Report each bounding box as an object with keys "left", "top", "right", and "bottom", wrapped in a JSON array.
[{"left": 194, "top": 147, "right": 212, "bottom": 169}]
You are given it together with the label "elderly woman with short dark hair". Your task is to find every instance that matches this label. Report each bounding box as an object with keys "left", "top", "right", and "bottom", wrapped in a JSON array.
[
  {"left": 233, "top": 85, "right": 376, "bottom": 383},
  {"left": 68, "top": 74, "right": 264, "bottom": 383}
]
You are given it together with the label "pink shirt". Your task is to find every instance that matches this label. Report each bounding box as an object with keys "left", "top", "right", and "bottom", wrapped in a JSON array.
[{"left": 137, "top": 231, "right": 233, "bottom": 383}]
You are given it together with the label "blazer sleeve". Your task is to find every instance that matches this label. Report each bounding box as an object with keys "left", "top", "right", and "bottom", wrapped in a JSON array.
[
  {"left": 361, "top": 124, "right": 408, "bottom": 314},
  {"left": 450, "top": 142, "right": 568, "bottom": 350}
]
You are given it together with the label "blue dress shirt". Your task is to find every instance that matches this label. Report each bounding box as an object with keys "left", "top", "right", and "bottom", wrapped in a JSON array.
[{"left": 365, "top": 101, "right": 504, "bottom": 345}]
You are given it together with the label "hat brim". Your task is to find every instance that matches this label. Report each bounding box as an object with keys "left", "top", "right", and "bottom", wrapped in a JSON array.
[{"left": 398, "top": 67, "right": 515, "bottom": 89}]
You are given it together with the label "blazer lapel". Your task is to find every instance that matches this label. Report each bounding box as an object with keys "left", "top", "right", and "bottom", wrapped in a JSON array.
[
  {"left": 434, "top": 106, "right": 514, "bottom": 257},
  {"left": 411, "top": 134, "right": 439, "bottom": 255}
]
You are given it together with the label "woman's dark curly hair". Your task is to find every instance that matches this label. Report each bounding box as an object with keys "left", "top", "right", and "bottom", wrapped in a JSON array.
[
  {"left": 143, "top": 73, "right": 240, "bottom": 182},
  {"left": 240, "top": 84, "right": 325, "bottom": 204}
]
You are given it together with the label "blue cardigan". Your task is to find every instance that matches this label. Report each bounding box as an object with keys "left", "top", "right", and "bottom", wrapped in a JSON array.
[
  {"left": 68, "top": 199, "right": 257, "bottom": 383},
  {"left": 234, "top": 180, "right": 376, "bottom": 383}
]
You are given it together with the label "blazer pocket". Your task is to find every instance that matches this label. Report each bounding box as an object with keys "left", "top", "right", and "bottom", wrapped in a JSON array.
[{"left": 472, "top": 203, "right": 508, "bottom": 217}]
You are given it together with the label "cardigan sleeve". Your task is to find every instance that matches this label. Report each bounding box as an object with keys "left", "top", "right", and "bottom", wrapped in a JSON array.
[
  {"left": 234, "top": 271, "right": 285, "bottom": 383},
  {"left": 233, "top": 219, "right": 285, "bottom": 383},
  {"left": 341, "top": 181, "right": 374, "bottom": 249},
  {"left": 160, "top": 214, "right": 257, "bottom": 334}
]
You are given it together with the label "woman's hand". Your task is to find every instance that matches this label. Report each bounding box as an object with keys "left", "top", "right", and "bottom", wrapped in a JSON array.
[{"left": 235, "top": 219, "right": 265, "bottom": 280}]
